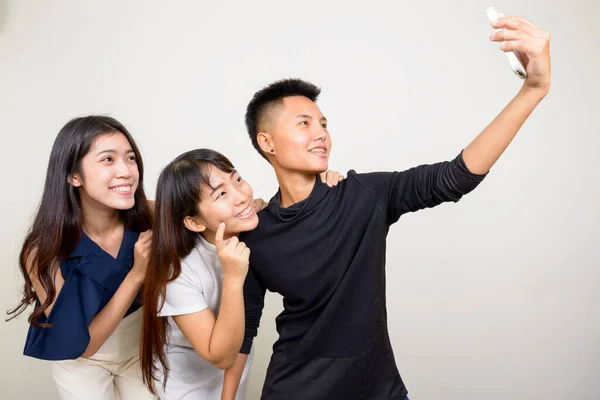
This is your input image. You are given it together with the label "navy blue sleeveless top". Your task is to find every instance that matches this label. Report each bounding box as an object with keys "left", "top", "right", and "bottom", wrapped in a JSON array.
[{"left": 23, "top": 228, "right": 141, "bottom": 360}]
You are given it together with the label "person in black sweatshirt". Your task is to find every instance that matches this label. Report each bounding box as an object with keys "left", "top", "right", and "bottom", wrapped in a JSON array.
[{"left": 223, "top": 15, "right": 551, "bottom": 400}]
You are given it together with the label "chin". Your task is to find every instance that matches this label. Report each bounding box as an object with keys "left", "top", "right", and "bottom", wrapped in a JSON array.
[
  {"left": 110, "top": 199, "right": 136, "bottom": 210},
  {"left": 224, "top": 209, "right": 259, "bottom": 235},
  {"left": 311, "top": 162, "right": 329, "bottom": 174},
  {"left": 234, "top": 215, "right": 259, "bottom": 233},
  {"left": 246, "top": 214, "right": 259, "bottom": 231},
  {"left": 297, "top": 160, "right": 329, "bottom": 174}
]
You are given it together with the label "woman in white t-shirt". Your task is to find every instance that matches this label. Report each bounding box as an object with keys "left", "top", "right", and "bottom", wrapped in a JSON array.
[{"left": 139, "top": 149, "right": 343, "bottom": 399}]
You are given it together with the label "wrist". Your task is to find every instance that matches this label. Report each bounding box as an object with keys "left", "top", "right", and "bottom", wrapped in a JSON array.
[
  {"left": 221, "top": 391, "right": 234, "bottom": 400},
  {"left": 519, "top": 83, "right": 549, "bottom": 100},
  {"left": 223, "top": 275, "right": 245, "bottom": 290},
  {"left": 128, "top": 267, "right": 145, "bottom": 285}
]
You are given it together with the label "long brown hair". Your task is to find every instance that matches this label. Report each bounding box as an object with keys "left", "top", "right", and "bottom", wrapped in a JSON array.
[
  {"left": 7, "top": 115, "right": 152, "bottom": 326},
  {"left": 141, "top": 149, "right": 234, "bottom": 393}
]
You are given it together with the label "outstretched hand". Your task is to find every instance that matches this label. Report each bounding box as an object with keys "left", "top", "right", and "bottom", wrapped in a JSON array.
[{"left": 490, "top": 15, "right": 551, "bottom": 92}]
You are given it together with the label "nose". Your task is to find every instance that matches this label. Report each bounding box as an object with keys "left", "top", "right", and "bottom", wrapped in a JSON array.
[
  {"left": 115, "top": 158, "right": 133, "bottom": 179},
  {"left": 232, "top": 187, "right": 248, "bottom": 206},
  {"left": 313, "top": 127, "right": 327, "bottom": 142}
]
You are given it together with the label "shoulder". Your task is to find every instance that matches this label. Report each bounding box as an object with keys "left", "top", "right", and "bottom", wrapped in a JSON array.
[
  {"left": 239, "top": 213, "right": 273, "bottom": 245},
  {"left": 163, "top": 245, "right": 212, "bottom": 301},
  {"left": 165, "top": 255, "right": 204, "bottom": 295},
  {"left": 25, "top": 245, "right": 70, "bottom": 282},
  {"left": 178, "top": 241, "right": 217, "bottom": 280},
  {"left": 344, "top": 169, "right": 394, "bottom": 195},
  {"left": 346, "top": 169, "right": 397, "bottom": 183},
  {"left": 179, "top": 246, "right": 203, "bottom": 273},
  {"left": 23, "top": 246, "right": 41, "bottom": 279}
]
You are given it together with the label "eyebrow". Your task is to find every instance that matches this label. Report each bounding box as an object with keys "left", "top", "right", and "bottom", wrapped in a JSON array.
[
  {"left": 295, "top": 114, "right": 328, "bottom": 123},
  {"left": 209, "top": 170, "right": 237, "bottom": 196},
  {"left": 96, "top": 149, "right": 135, "bottom": 156}
]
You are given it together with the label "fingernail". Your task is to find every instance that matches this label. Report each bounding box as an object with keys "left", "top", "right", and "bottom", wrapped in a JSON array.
[{"left": 220, "top": 222, "right": 225, "bottom": 226}]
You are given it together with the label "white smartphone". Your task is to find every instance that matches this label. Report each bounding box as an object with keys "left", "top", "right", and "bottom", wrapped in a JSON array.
[{"left": 486, "top": 6, "right": 528, "bottom": 79}]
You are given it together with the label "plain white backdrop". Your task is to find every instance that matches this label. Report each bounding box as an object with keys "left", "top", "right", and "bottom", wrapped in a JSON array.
[{"left": 1, "top": 1, "right": 598, "bottom": 399}]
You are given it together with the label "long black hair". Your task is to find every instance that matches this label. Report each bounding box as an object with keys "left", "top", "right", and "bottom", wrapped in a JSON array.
[
  {"left": 141, "top": 148, "right": 234, "bottom": 393},
  {"left": 7, "top": 115, "right": 152, "bottom": 326}
]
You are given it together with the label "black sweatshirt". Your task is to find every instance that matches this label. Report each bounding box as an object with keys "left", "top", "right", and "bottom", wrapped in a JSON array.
[{"left": 239, "top": 151, "right": 487, "bottom": 399}]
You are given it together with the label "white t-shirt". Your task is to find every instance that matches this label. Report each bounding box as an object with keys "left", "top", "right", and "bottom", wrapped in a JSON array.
[{"left": 158, "top": 236, "right": 253, "bottom": 400}]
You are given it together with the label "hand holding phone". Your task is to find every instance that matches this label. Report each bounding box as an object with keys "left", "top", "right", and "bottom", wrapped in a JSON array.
[{"left": 486, "top": 6, "right": 528, "bottom": 79}]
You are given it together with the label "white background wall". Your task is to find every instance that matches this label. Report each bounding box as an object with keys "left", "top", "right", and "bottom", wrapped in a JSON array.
[{"left": 1, "top": 1, "right": 598, "bottom": 399}]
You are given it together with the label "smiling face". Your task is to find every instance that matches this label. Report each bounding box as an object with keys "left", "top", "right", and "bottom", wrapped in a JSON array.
[
  {"left": 71, "top": 132, "right": 139, "bottom": 212},
  {"left": 258, "top": 95, "right": 332, "bottom": 174},
  {"left": 194, "top": 165, "right": 259, "bottom": 240}
]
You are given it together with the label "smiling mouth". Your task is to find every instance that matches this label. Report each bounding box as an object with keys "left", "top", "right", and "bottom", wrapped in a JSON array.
[
  {"left": 309, "top": 148, "right": 327, "bottom": 154},
  {"left": 110, "top": 185, "right": 133, "bottom": 194},
  {"left": 235, "top": 204, "right": 254, "bottom": 219},
  {"left": 309, "top": 148, "right": 328, "bottom": 158}
]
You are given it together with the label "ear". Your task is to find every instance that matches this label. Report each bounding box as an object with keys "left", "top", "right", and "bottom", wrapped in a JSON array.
[
  {"left": 257, "top": 132, "right": 275, "bottom": 156},
  {"left": 68, "top": 173, "right": 82, "bottom": 188},
  {"left": 183, "top": 216, "right": 207, "bottom": 233}
]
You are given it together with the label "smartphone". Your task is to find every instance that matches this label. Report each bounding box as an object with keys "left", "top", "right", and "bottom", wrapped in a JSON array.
[{"left": 486, "top": 7, "right": 528, "bottom": 79}]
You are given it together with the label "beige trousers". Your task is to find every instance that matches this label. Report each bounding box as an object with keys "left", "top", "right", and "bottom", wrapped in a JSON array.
[{"left": 51, "top": 308, "right": 157, "bottom": 400}]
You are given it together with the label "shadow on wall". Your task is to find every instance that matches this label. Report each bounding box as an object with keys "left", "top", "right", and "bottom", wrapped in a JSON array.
[{"left": 0, "top": 0, "right": 8, "bottom": 34}]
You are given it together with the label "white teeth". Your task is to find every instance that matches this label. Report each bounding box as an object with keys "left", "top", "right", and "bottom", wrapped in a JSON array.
[
  {"left": 236, "top": 206, "right": 252, "bottom": 218},
  {"left": 111, "top": 186, "right": 131, "bottom": 192}
]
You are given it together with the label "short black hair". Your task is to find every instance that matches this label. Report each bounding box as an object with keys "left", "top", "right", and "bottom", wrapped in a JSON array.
[{"left": 245, "top": 78, "right": 321, "bottom": 161}]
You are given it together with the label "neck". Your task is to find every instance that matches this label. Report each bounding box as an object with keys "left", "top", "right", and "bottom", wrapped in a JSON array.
[
  {"left": 275, "top": 168, "right": 317, "bottom": 208},
  {"left": 80, "top": 196, "right": 122, "bottom": 239}
]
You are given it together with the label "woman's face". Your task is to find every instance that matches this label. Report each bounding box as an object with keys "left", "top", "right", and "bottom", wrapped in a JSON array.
[
  {"left": 195, "top": 165, "right": 259, "bottom": 240},
  {"left": 71, "top": 132, "right": 140, "bottom": 212}
]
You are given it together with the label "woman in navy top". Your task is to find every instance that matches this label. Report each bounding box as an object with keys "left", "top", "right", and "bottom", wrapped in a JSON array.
[{"left": 8, "top": 115, "right": 156, "bottom": 400}]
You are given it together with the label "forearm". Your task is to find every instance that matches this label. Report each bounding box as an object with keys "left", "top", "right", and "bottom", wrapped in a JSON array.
[
  {"left": 209, "top": 278, "right": 245, "bottom": 368},
  {"left": 82, "top": 271, "right": 143, "bottom": 357},
  {"left": 462, "top": 86, "right": 548, "bottom": 174},
  {"left": 221, "top": 353, "right": 249, "bottom": 400}
]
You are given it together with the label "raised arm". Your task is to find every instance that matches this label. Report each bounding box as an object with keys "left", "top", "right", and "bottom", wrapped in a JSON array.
[
  {"left": 82, "top": 230, "right": 152, "bottom": 357},
  {"left": 462, "top": 15, "right": 551, "bottom": 174},
  {"left": 357, "top": 15, "right": 550, "bottom": 224},
  {"left": 221, "top": 353, "right": 249, "bottom": 400},
  {"left": 173, "top": 223, "right": 249, "bottom": 369},
  {"left": 220, "top": 262, "right": 266, "bottom": 400}
]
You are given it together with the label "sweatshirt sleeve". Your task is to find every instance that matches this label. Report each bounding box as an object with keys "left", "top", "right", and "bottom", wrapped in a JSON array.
[
  {"left": 355, "top": 150, "right": 487, "bottom": 225},
  {"left": 240, "top": 264, "right": 266, "bottom": 354}
]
